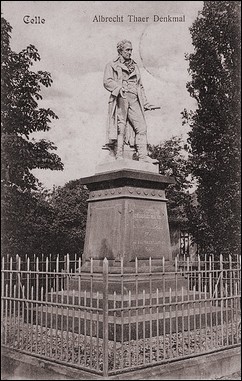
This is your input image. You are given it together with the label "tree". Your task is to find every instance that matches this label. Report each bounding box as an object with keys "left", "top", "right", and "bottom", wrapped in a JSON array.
[
  {"left": 1, "top": 17, "right": 64, "bottom": 257},
  {"left": 149, "top": 136, "right": 192, "bottom": 225},
  {"left": 1, "top": 17, "right": 63, "bottom": 191},
  {"left": 1, "top": 186, "right": 55, "bottom": 257},
  {"left": 48, "top": 181, "right": 89, "bottom": 259},
  {"left": 1, "top": 180, "right": 89, "bottom": 259},
  {"left": 183, "top": 1, "right": 241, "bottom": 257}
]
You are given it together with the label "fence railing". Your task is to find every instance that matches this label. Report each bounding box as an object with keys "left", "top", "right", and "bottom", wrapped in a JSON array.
[{"left": 1, "top": 254, "right": 241, "bottom": 377}]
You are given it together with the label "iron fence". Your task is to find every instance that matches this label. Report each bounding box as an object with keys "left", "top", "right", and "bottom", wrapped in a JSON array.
[{"left": 1, "top": 254, "right": 241, "bottom": 377}]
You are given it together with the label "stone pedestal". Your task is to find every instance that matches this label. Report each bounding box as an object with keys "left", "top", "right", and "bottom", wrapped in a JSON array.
[{"left": 79, "top": 168, "right": 175, "bottom": 270}]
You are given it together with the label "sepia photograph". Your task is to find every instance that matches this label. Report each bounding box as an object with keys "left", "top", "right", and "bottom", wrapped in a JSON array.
[{"left": 1, "top": 1, "right": 241, "bottom": 380}]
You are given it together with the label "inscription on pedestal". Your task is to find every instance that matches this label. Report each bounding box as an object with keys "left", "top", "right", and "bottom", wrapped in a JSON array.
[
  {"left": 128, "top": 203, "right": 170, "bottom": 260},
  {"left": 133, "top": 209, "right": 163, "bottom": 256}
]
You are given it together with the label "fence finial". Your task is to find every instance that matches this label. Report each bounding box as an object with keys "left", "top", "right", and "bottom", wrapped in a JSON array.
[
  {"left": 103, "top": 257, "right": 108, "bottom": 274},
  {"left": 121, "top": 257, "right": 124, "bottom": 275},
  {"left": 135, "top": 257, "right": 138, "bottom": 274}
]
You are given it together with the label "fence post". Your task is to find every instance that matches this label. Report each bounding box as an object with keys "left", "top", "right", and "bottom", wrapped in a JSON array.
[
  {"left": 219, "top": 254, "right": 223, "bottom": 297},
  {"left": 103, "top": 258, "right": 109, "bottom": 377}
]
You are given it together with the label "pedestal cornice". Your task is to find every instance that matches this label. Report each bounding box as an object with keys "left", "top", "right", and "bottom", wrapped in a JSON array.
[{"left": 79, "top": 169, "right": 175, "bottom": 191}]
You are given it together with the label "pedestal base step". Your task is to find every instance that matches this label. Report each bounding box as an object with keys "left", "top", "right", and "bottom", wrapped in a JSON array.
[{"left": 35, "top": 305, "right": 229, "bottom": 342}]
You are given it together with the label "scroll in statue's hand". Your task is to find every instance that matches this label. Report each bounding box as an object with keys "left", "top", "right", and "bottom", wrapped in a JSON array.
[{"left": 144, "top": 104, "right": 161, "bottom": 111}]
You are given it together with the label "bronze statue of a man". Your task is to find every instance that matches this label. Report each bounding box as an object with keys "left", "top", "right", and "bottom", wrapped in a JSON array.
[{"left": 103, "top": 39, "right": 158, "bottom": 164}]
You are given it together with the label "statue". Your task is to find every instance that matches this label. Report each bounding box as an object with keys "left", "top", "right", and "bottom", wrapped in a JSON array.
[{"left": 103, "top": 39, "right": 159, "bottom": 164}]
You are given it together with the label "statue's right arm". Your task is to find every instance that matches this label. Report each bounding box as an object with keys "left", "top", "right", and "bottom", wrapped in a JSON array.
[{"left": 103, "top": 63, "right": 122, "bottom": 97}]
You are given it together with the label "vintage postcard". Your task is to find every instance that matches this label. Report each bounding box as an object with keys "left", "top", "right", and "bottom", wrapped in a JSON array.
[{"left": 3, "top": 2, "right": 240, "bottom": 381}]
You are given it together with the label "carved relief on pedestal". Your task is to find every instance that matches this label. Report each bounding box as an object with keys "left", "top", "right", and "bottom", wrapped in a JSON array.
[{"left": 88, "top": 186, "right": 166, "bottom": 202}]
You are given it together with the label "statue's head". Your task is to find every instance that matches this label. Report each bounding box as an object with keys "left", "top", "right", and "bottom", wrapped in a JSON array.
[{"left": 117, "top": 40, "right": 132, "bottom": 61}]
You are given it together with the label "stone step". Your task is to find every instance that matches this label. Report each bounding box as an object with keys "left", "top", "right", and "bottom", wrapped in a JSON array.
[
  {"left": 66, "top": 272, "right": 189, "bottom": 294},
  {"left": 46, "top": 290, "right": 209, "bottom": 309},
  {"left": 34, "top": 304, "right": 230, "bottom": 342}
]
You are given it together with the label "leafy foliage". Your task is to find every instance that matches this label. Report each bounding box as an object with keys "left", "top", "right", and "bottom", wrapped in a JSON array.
[
  {"left": 1, "top": 16, "right": 64, "bottom": 257},
  {"left": 48, "top": 181, "right": 89, "bottom": 258},
  {"left": 182, "top": 1, "right": 241, "bottom": 257},
  {"left": 1, "top": 16, "right": 63, "bottom": 191},
  {"left": 149, "top": 136, "right": 192, "bottom": 225},
  {"left": 1, "top": 179, "right": 89, "bottom": 259},
  {"left": 1, "top": 186, "right": 55, "bottom": 257}
]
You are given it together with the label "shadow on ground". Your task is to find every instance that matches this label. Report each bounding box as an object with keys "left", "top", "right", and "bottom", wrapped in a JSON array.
[{"left": 1, "top": 355, "right": 75, "bottom": 380}]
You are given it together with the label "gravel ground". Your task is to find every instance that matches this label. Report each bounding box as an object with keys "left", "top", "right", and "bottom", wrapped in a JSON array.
[
  {"left": 2, "top": 319, "right": 241, "bottom": 373},
  {"left": 212, "top": 371, "right": 241, "bottom": 380}
]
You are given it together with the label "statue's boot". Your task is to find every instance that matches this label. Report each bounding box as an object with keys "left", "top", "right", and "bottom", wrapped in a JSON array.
[
  {"left": 137, "top": 143, "right": 159, "bottom": 164},
  {"left": 116, "top": 134, "right": 124, "bottom": 160}
]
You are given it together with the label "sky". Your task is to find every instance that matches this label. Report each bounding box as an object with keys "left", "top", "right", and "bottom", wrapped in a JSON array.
[{"left": 2, "top": 1, "right": 203, "bottom": 189}]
